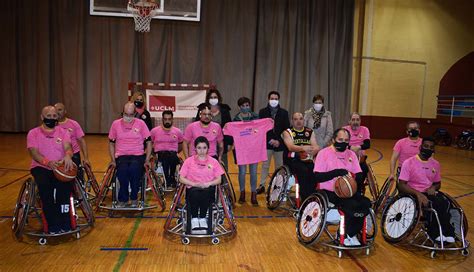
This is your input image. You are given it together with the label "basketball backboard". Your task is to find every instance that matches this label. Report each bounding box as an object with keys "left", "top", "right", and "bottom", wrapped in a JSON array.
[{"left": 90, "top": 0, "right": 201, "bottom": 22}]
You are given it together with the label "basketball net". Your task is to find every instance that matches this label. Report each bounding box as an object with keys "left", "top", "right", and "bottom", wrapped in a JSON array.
[{"left": 127, "top": 1, "right": 160, "bottom": 32}]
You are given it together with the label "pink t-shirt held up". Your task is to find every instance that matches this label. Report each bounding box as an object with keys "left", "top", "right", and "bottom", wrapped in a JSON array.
[
  {"left": 393, "top": 137, "right": 422, "bottom": 166},
  {"left": 183, "top": 121, "right": 223, "bottom": 157},
  {"left": 314, "top": 146, "right": 362, "bottom": 192},
  {"left": 151, "top": 126, "right": 183, "bottom": 152},
  {"left": 179, "top": 155, "right": 225, "bottom": 187},
  {"left": 223, "top": 118, "right": 274, "bottom": 165},
  {"left": 343, "top": 125, "right": 370, "bottom": 157},
  {"left": 108, "top": 118, "right": 151, "bottom": 157},
  {"left": 27, "top": 126, "right": 72, "bottom": 170},
  {"left": 399, "top": 155, "right": 441, "bottom": 193},
  {"left": 57, "top": 118, "right": 85, "bottom": 154}
]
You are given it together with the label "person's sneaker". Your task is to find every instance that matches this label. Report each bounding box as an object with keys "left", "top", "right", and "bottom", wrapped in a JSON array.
[
  {"left": 343, "top": 237, "right": 353, "bottom": 246},
  {"left": 116, "top": 201, "right": 127, "bottom": 208},
  {"left": 256, "top": 185, "right": 265, "bottom": 195},
  {"left": 48, "top": 226, "right": 61, "bottom": 235},
  {"left": 130, "top": 200, "right": 139, "bottom": 208},
  {"left": 191, "top": 218, "right": 200, "bottom": 230},
  {"left": 445, "top": 236, "right": 456, "bottom": 243},
  {"left": 349, "top": 235, "right": 361, "bottom": 246},
  {"left": 326, "top": 209, "right": 341, "bottom": 223},
  {"left": 199, "top": 218, "right": 208, "bottom": 229}
]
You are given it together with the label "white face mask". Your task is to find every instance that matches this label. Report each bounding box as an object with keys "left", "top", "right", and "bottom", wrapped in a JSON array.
[
  {"left": 269, "top": 99, "right": 279, "bottom": 108},
  {"left": 209, "top": 98, "right": 219, "bottom": 106},
  {"left": 313, "top": 103, "right": 323, "bottom": 112},
  {"left": 123, "top": 115, "right": 134, "bottom": 123}
]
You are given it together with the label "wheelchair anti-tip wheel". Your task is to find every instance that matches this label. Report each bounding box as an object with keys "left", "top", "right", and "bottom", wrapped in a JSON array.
[
  {"left": 381, "top": 194, "right": 419, "bottom": 243},
  {"left": 38, "top": 238, "right": 47, "bottom": 245},
  {"left": 181, "top": 237, "right": 190, "bottom": 245},
  {"left": 266, "top": 166, "right": 290, "bottom": 210},
  {"left": 296, "top": 193, "right": 327, "bottom": 245},
  {"left": 212, "top": 237, "right": 220, "bottom": 245}
]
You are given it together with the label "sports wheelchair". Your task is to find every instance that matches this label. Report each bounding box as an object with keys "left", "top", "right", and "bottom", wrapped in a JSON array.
[
  {"left": 296, "top": 190, "right": 377, "bottom": 258},
  {"left": 266, "top": 165, "right": 300, "bottom": 217},
  {"left": 12, "top": 177, "right": 94, "bottom": 245},
  {"left": 381, "top": 192, "right": 470, "bottom": 258},
  {"left": 164, "top": 183, "right": 236, "bottom": 245},
  {"left": 75, "top": 163, "right": 100, "bottom": 205},
  {"left": 95, "top": 163, "right": 166, "bottom": 214}
]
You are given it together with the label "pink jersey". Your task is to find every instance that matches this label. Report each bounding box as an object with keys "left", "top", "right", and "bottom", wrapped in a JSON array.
[
  {"left": 223, "top": 118, "right": 274, "bottom": 165},
  {"left": 393, "top": 137, "right": 422, "bottom": 166},
  {"left": 343, "top": 125, "right": 370, "bottom": 156},
  {"left": 27, "top": 126, "right": 72, "bottom": 170},
  {"left": 314, "top": 146, "right": 362, "bottom": 192},
  {"left": 57, "top": 118, "right": 85, "bottom": 154},
  {"left": 399, "top": 155, "right": 441, "bottom": 193},
  {"left": 108, "top": 118, "right": 151, "bottom": 157},
  {"left": 150, "top": 126, "right": 183, "bottom": 152},
  {"left": 179, "top": 155, "right": 225, "bottom": 187},
  {"left": 183, "top": 121, "right": 223, "bottom": 157}
]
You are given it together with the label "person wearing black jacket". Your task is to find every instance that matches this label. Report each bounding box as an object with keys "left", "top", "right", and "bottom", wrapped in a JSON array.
[
  {"left": 131, "top": 91, "right": 153, "bottom": 131},
  {"left": 194, "top": 89, "right": 232, "bottom": 170},
  {"left": 256, "top": 91, "right": 290, "bottom": 194}
]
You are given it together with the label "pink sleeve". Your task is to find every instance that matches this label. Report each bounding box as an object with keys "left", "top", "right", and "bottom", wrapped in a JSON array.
[
  {"left": 180, "top": 158, "right": 191, "bottom": 177},
  {"left": 364, "top": 127, "right": 371, "bottom": 140},
  {"left": 177, "top": 129, "right": 184, "bottom": 143},
  {"left": 74, "top": 121, "right": 85, "bottom": 139},
  {"left": 26, "top": 129, "right": 37, "bottom": 149},
  {"left": 183, "top": 124, "right": 193, "bottom": 142},
  {"left": 433, "top": 162, "right": 441, "bottom": 183},
  {"left": 212, "top": 159, "right": 225, "bottom": 178},
  {"left": 150, "top": 128, "right": 157, "bottom": 142},
  {"left": 399, "top": 160, "right": 411, "bottom": 181},
  {"left": 108, "top": 122, "right": 117, "bottom": 140},
  {"left": 62, "top": 128, "right": 72, "bottom": 143},
  {"left": 223, "top": 122, "right": 233, "bottom": 136},
  {"left": 313, "top": 150, "right": 327, "bottom": 172},
  {"left": 393, "top": 139, "right": 402, "bottom": 152}
]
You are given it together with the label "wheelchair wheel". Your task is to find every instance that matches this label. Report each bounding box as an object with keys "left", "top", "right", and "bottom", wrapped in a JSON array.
[
  {"left": 220, "top": 162, "right": 236, "bottom": 207},
  {"left": 12, "top": 178, "right": 35, "bottom": 241},
  {"left": 365, "top": 209, "right": 377, "bottom": 241},
  {"left": 266, "top": 166, "right": 289, "bottom": 210},
  {"left": 147, "top": 167, "right": 166, "bottom": 212},
  {"left": 296, "top": 193, "right": 327, "bottom": 245},
  {"left": 440, "top": 192, "right": 469, "bottom": 239},
  {"left": 366, "top": 164, "right": 380, "bottom": 201},
  {"left": 83, "top": 163, "right": 100, "bottom": 195},
  {"left": 381, "top": 194, "right": 419, "bottom": 243},
  {"left": 73, "top": 179, "right": 95, "bottom": 226},
  {"left": 374, "top": 177, "right": 396, "bottom": 214},
  {"left": 95, "top": 165, "right": 115, "bottom": 210}
]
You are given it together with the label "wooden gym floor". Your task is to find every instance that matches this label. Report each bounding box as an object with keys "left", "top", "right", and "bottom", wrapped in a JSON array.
[{"left": 0, "top": 133, "right": 473, "bottom": 271}]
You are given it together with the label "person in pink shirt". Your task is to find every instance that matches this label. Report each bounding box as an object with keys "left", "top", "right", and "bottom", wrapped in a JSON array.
[
  {"left": 179, "top": 136, "right": 224, "bottom": 232},
  {"left": 313, "top": 128, "right": 371, "bottom": 246},
  {"left": 27, "top": 105, "right": 75, "bottom": 234},
  {"left": 398, "top": 137, "right": 455, "bottom": 243},
  {"left": 108, "top": 102, "right": 152, "bottom": 208},
  {"left": 343, "top": 112, "right": 371, "bottom": 182},
  {"left": 389, "top": 121, "right": 422, "bottom": 180},
  {"left": 151, "top": 110, "right": 183, "bottom": 188},
  {"left": 183, "top": 104, "right": 224, "bottom": 161}
]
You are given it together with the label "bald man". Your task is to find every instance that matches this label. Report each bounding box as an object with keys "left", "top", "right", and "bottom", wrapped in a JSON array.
[
  {"left": 108, "top": 102, "right": 152, "bottom": 208},
  {"left": 55, "top": 103, "right": 90, "bottom": 169},
  {"left": 282, "top": 112, "right": 320, "bottom": 202},
  {"left": 27, "top": 106, "right": 75, "bottom": 233}
]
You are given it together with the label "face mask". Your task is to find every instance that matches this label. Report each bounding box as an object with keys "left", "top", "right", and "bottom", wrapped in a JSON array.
[
  {"left": 408, "top": 129, "right": 419, "bottom": 138},
  {"left": 313, "top": 103, "right": 323, "bottom": 112},
  {"left": 269, "top": 99, "right": 279, "bottom": 108},
  {"left": 134, "top": 101, "right": 144, "bottom": 108},
  {"left": 201, "top": 120, "right": 211, "bottom": 125},
  {"left": 123, "top": 115, "right": 134, "bottom": 123},
  {"left": 43, "top": 118, "right": 57, "bottom": 129},
  {"left": 163, "top": 123, "right": 172, "bottom": 128},
  {"left": 241, "top": 107, "right": 251, "bottom": 113},
  {"left": 334, "top": 142, "right": 348, "bottom": 152},
  {"left": 209, "top": 98, "right": 219, "bottom": 106},
  {"left": 420, "top": 148, "right": 433, "bottom": 158}
]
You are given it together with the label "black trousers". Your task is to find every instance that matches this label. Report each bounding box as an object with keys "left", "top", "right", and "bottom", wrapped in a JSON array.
[
  {"left": 324, "top": 190, "right": 372, "bottom": 237},
  {"left": 31, "top": 167, "right": 73, "bottom": 232},
  {"left": 72, "top": 152, "right": 83, "bottom": 183},
  {"left": 156, "top": 151, "right": 179, "bottom": 185},
  {"left": 186, "top": 187, "right": 215, "bottom": 218},
  {"left": 424, "top": 193, "right": 455, "bottom": 239},
  {"left": 285, "top": 159, "right": 316, "bottom": 202}
]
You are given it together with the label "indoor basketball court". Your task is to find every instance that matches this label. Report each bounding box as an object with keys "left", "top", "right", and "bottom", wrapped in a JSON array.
[{"left": 0, "top": 0, "right": 473, "bottom": 271}]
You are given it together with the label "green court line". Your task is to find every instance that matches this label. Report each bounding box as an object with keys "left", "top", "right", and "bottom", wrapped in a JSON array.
[{"left": 113, "top": 216, "right": 143, "bottom": 272}]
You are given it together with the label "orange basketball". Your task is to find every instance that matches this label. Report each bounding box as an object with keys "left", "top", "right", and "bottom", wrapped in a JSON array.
[
  {"left": 334, "top": 174, "right": 357, "bottom": 198},
  {"left": 53, "top": 161, "right": 78, "bottom": 182}
]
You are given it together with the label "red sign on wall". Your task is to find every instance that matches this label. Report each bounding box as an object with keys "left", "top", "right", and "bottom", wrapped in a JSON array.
[{"left": 148, "top": 95, "right": 176, "bottom": 112}]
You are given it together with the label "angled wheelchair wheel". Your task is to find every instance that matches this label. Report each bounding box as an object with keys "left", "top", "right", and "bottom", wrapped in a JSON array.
[
  {"left": 147, "top": 167, "right": 166, "bottom": 212},
  {"left": 381, "top": 194, "right": 419, "bottom": 243},
  {"left": 440, "top": 192, "right": 469, "bottom": 239},
  {"left": 266, "top": 165, "right": 289, "bottom": 210},
  {"left": 220, "top": 162, "right": 236, "bottom": 207},
  {"left": 12, "top": 178, "right": 36, "bottom": 241},
  {"left": 365, "top": 209, "right": 377, "bottom": 241},
  {"left": 374, "top": 177, "right": 397, "bottom": 214},
  {"left": 73, "top": 179, "right": 95, "bottom": 226},
  {"left": 296, "top": 193, "right": 327, "bottom": 245},
  {"left": 366, "top": 164, "right": 380, "bottom": 202},
  {"left": 83, "top": 163, "right": 100, "bottom": 195},
  {"left": 95, "top": 165, "right": 115, "bottom": 211}
]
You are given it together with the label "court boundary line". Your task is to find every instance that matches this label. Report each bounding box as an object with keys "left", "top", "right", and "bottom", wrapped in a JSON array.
[{"left": 0, "top": 173, "right": 30, "bottom": 189}]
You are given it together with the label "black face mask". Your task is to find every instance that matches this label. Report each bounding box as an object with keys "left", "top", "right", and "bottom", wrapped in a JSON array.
[
  {"left": 334, "top": 142, "right": 348, "bottom": 152},
  {"left": 163, "top": 123, "right": 172, "bottom": 128},
  {"left": 134, "top": 101, "right": 144, "bottom": 108},
  {"left": 420, "top": 148, "right": 434, "bottom": 158},
  {"left": 408, "top": 129, "right": 419, "bottom": 138},
  {"left": 43, "top": 118, "right": 58, "bottom": 129}
]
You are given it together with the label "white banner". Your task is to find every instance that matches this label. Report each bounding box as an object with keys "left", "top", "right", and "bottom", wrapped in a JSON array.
[{"left": 146, "top": 89, "right": 206, "bottom": 118}]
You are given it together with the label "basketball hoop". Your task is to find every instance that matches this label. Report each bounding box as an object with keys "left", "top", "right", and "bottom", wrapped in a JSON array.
[{"left": 127, "top": 0, "right": 161, "bottom": 32}]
